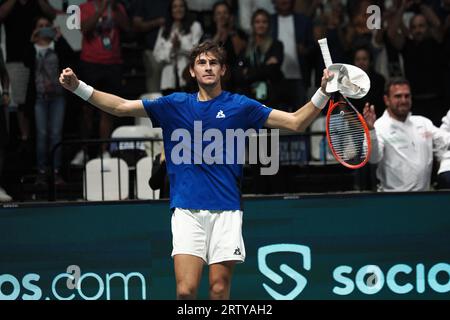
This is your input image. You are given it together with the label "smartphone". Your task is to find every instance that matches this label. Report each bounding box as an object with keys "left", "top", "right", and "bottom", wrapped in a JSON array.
[{"left": 39, "top": 27, "right": 57, "bottom": 40}]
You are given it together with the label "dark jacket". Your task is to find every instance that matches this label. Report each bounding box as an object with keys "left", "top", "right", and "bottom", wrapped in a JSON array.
[
  {"left": 149, "top": 153, "right": 170, "bottom": 199},
  {"left": 23, "top": 37, "right": 77, "bottom": 102},
  {"left": 270, "top": 13, "right": 314, "bottom": 88},
  {"left": 235, "top": 39, "right": 284, "bottom": 105}
]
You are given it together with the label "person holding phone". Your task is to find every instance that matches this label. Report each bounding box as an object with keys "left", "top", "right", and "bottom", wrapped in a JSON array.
[{"left": 23, "top": 16, "right": 76, "bottom": 186}]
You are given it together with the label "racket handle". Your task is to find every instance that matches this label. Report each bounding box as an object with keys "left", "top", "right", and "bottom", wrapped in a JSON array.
[{"left": 318, "top": 38, "right": 333, "bottom": 68}]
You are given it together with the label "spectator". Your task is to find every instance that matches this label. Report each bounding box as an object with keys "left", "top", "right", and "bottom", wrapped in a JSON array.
[
  {"left": 0, "top": 50, "right": 11, "bottom": 202},
  {"left": 308, "top": 5, "right": 348, "bottom": 89},
  {"left": 0, "top": 0, "right": 56, "bottom": 146},
  {"left": 236, "top": 9, "right": 284, "bottom": 105},
  {"left": 387, "top": 0, "right": 446, "bottom": 126},
  {"left": 185, "top": 0, "right": 216, "bottom": 33},
  {"left": 132, "top": 0, "right": 166, "bottom": 94},
  {"left": 149, "top": 149, "right": 170, "bottom": 198},
  {"left": 437, "top": 109, "right": 450, "bottom": 189},
  {"left": 364, "top": 78, "right": 450, "bottom": 192},
  {"left": 238, "top": 0, "right": 275, "bottom": 34},
  {"left": 71, "top": 0, "right": 131, "bottom": 166},
  {"left": 271, "top": 0, "right": 314, "bottom": 111},
  {"left": 350, "top": 46, "right": 386, "bottom": 118},
  {"left": 342, "top": 0, "right": 377, "bottom": 57},
  {"left": 153, "top": 0, "right": 203, "bottom": 96},
  {"left": 370, "top": 5, "right": 405, "bottom": 82},
  {"left": 203, "top": 1, "right": 247, "bottom": 90},
  {"left": 23, "top": 16, "right": 76, "bottom": 186},
  {"left": 235, "top": 9, "right": 285, "bottom": 195}
]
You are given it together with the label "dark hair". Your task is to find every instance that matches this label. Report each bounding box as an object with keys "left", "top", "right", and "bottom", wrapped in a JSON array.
[
  {"left": 385, "top": 78, "right": 411, "bottom": 95},
  {"left": 33, "top": 15, "right": 53, "bottom": 28},
  {"left": 352, "top": 45, "right": 373, "bottom": 63},
  {"left": 162, "top": 0, "right": 194, "bottom": 40},
  {"left": 212, "top": 1, "right": 232, "bottom": 15},
  {"left": 189, "top": 40, "right": 227, "bottom": 68},
  {"left": 251, "top": 8, "right": 271, "bottom": 27}
]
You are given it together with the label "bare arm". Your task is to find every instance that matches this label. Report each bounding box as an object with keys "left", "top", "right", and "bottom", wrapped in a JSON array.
[
  {"left": 59, "top": 68, "right": 147, "bottom": 117},
  {"left": 264, "top": 69, "right": 332, "bottom": 132},
  {"left": 265, "top": 103, "right": 323, "bottom": 132},
  {"left": 387, "top": 0, "right": 407, "bottom": 51}
]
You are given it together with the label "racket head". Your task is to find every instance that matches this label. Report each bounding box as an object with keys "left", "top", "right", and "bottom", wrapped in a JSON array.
[{"left": 325, "top": 94, "right": 372, "bottom": 169}]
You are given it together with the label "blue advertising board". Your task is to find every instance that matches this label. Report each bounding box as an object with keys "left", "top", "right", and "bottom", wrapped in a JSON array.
[{"left": 0, "top": 192, "right": 449, "bottom": 300}]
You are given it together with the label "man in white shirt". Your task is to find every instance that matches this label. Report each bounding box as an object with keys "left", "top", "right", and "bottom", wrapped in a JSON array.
[
  {"left": 363, "top": 78, "right": 450, "bottom": 192},
  {"left": 437, "top": 110, "right": 450, "bottom": 188}
]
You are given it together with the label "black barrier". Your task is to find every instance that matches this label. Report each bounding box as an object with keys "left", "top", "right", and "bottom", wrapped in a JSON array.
[
  {"left": 1, "top": 192, "right": 449, "bottom": 300},
  {"left": 46, "top": 131, "right": 370, "bottom": 202}
]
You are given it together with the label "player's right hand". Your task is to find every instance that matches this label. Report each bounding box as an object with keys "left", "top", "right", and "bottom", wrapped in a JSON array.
[{"left": 59, "top": 68, "right": 80, "bottom": 92}]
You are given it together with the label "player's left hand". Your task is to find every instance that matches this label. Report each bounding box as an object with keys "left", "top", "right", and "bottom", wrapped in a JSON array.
[{"left": 320, "top": 68, "right": 334, "bottom": 95}]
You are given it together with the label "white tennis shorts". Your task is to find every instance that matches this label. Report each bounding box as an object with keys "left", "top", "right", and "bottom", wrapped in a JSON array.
[{"left": 171, "top": 208, "right": 246, "bottom": 265}]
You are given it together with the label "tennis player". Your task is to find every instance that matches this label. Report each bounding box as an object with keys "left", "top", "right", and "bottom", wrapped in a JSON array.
[{"left": 59, "top": 40, "right": 333, "bottom": 300}]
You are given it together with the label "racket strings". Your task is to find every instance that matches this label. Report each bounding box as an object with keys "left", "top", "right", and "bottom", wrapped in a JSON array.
[{"left": 328, "top": 103, "right": 369, "bottom": 165}]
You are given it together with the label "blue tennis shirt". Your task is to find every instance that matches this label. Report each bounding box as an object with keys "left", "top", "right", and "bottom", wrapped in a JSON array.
[{"left": 142, "top": 91, "right": 273, "bottom": 211}]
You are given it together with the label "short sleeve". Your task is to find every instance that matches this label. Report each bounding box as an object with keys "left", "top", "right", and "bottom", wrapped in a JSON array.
[
  {"left": 242, "top": 96, "right": 273, "bottom": 130},
  {"left": 142, "top": 96, "right": 170, "bottom": 128}
]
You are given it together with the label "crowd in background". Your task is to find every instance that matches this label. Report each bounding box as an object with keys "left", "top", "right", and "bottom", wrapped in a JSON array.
[{"left": 0, "top": 0, "right": 449, "bottom": 202}]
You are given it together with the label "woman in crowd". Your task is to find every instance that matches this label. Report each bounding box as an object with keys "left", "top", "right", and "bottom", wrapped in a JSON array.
[{"left": 153, "top": 0, "right": 203, "bottom": 95}]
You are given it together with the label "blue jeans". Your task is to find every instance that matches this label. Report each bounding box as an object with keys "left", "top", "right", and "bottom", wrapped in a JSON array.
[{"left": 34, "top": 95, "right": 65, "bottom": 172}]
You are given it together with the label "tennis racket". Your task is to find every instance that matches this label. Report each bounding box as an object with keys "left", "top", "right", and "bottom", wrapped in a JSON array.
[{"left": 318, "top": 38, "right": 371, "bottom": 170}]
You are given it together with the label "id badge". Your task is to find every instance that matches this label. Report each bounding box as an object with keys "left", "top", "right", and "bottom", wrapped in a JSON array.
[
  {"left": 254, "top": 81, "right": 268, "bottom": 101},
  {"left": 102, "top": 36, "right": 112, "bottom": 51}
]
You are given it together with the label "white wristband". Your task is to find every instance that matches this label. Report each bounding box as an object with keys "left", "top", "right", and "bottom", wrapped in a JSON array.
[
  {"left": 73, "top": 80, "right": 94, "bottom": 101},
  {"left": 311, "top": 88, "right": 330, "bottom": 110}
]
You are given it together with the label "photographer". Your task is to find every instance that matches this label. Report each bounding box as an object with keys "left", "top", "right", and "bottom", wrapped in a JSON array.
[{"left": 23, "top": 16, "right": 76, "bottom": 186}]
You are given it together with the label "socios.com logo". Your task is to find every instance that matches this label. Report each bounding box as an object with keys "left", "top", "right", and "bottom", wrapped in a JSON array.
[
  {"left": 258, "top": 244, "right": 311, "bottom": 300},
  {"left": 0, "top": 267, "right": 148, "bottom": 300},
  {"left": 258, "top": 243, "right": 450, "bottom": 299}
]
